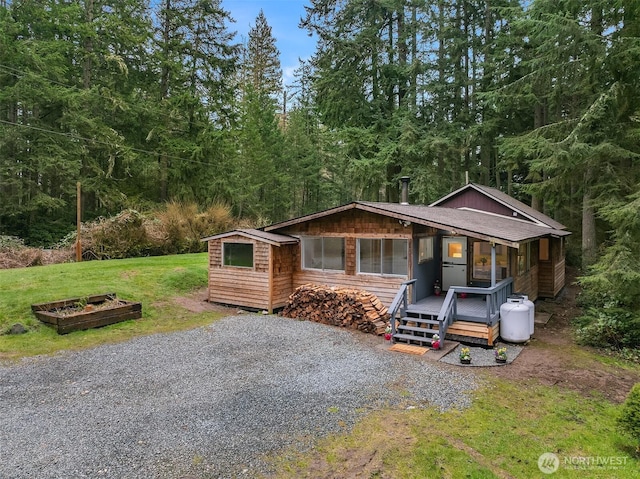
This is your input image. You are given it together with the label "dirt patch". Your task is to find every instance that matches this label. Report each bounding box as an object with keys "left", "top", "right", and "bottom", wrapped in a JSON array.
[
  {"left": 171, "top": 288, "right": 237, "bottom": 315},
  {"left": 272, "top": 413, "right": 417, "bottom": 479},
  {"left": 486, "top": 268, "right": 640, "bottom": 403}
]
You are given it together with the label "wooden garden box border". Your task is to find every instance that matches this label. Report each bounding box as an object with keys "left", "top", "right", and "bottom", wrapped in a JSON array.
[{"left": 31, "top": 292, "right": 142, "bottom": 334}]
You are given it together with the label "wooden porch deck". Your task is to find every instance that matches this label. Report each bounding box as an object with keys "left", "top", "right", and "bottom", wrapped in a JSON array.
[
  {"left": 390, "top": 279, "right": 512, "bottom": 347},
  {"left": 406, "top": 295, "right": 489, "bottom": 319},
  {"left": 405, "top": 294, "right": 500, "bottom": 346}
]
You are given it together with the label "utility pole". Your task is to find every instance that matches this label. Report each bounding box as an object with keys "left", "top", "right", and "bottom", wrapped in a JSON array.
[{"left": 76, "top": 182, "right": 82, "bottom": 262}]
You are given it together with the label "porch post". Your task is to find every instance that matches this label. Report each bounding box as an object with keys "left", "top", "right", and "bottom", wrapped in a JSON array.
[{"left": 491, "top": 243, "right": 496, "bottom": 287}]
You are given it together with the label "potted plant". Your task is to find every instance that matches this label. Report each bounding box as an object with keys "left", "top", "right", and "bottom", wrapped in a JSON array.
[
  {"left": 384, "top": 324, "right": 392, "bottom": 341},
  {"left": 459, "top": 347, "right": 471, "bottom": 364},
  {"left": 433, "top": 279, "right": 441, "bottom": 296},
  {"left": 494, "top": 346, "right": 508, "bottom": 363},
  {"left": 431, "top": 334, "right": 440, "bottom": 350}
]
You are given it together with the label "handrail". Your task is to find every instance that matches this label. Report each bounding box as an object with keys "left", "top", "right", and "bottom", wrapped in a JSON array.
[
  {"left": 436, "top": 288, "right": 457, "bottom": 343},
  {"left": 388, "top": 279, "right": 417, "bottom": 337},
  {"left": 448, "top": 277, "right": 514, "bottom": 325}
]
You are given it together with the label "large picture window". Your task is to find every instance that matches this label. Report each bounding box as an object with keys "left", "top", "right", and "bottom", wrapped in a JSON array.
[
  {"left": 358, "top": 238, "right": 408, "bottom": 276},
  {"left": 472, "top": 242, "right": 508, "bottom": 281},
  {"left": 223, "top": 242, "right": 254, "bottom": 268},
  {"left": 302, "top": 237, "right": 345, "bottom": 271}
]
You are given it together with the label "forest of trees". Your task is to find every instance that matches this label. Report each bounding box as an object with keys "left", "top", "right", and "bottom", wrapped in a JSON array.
[{"left": 1, "top": 2, "right": 639, "bottom": 345}]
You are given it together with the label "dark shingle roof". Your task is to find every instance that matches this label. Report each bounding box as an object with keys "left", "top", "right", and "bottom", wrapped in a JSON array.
[
  {"left": 431, "top": 183, "right": 567, "bottom": 230},
  {"left": 265, "top": 202, "right": 569, "bottom": 248},
  {"left": 359, "top": 202, "right": 568, "bottom": 244}
]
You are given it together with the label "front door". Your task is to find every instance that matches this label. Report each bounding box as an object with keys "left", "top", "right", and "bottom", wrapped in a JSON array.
[{"left": 442, "top": 236, "right": 467, "bottom": 291}]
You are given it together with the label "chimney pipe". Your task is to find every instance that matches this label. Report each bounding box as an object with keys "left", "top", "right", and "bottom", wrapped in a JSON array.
[{"left": 400, "top": 176, "right": 410, "bottom": 205}]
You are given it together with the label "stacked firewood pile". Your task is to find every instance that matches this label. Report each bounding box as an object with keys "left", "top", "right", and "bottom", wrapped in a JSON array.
[{"left": 280, "top": 284, "right": 390, "bottom": 335}]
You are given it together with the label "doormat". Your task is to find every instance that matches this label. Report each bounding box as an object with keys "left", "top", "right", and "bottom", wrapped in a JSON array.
[{"left": 389, "top": 343, "right": 428, "bottom": 355}]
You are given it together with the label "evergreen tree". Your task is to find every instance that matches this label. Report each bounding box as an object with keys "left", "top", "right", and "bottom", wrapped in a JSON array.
[
  {"left": 246, "top": 9, "right": 283, "bottom": 101},
  {"left": 151, "top": 0, "right": 238, "bottom": 202},
  {"left": 233, "top": 10, "right": 287, "bottom": 222}
]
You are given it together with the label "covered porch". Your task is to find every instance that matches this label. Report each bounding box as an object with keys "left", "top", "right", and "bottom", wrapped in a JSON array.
[{"left": 389, "top": 278, "right": 514, "bottom": 347}]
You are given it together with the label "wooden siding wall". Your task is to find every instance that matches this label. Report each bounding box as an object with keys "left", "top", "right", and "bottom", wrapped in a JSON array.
[
  {"left": 207, "top": 236, "right": 271, "bottom": 310},
  {"left": 537, "top": 238, "right": 566, "bottom": 298},
  {"left": 553, "top": 259, "right": 566, "bottom": 297},
  {"left": 510, "top": 245, "right": 539, "bottom": 301},
  {"left": 438, "top": 190, "right": 520, "bottom": 219},
  {"left": 538, "top": 261, "right": 554, "bottom": 297},
  {"left": 291, "top": 270, "right": 405, "bottom": 306},
  {"left": 281, "top": 209, "right": 418, "bottom": 306},
  {"left": 513, "top": 264, "right": 539, "bottom": 301},
  {"left": 271, "top": 244, "right": 296, "bottom": 309},
  {"left": 279, "top": 209, "right": 412, "bottom": 236}
]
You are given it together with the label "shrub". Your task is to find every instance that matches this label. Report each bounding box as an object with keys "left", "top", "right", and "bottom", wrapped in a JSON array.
[
  {"left": 1, "top": 201, "right": 238, "bottom": 266},
  {"left": 79, "top": 201, "right": 236, "bottom": 258},
  {"left": 576, "top": 241, "right": 640, "bottom": 351},
  {"left": 150, "top": 201, "right": 234, "bottom": 255},
  {"left": 81, "top": 210, "right": 152, "bottom": 259},
  {"left": 153, "top": 201, "right": 199, "bottom": 254},
  {"left": 575, "top": 307, "right": 640, "bottom": 350},
  {"left": 0, "top": 235, "right": 73, "bottom": 270},
  {"left": 0, "top": 236, "right": 25, "bottom": 251},
  {"left": 617, "top": 383, "right": 640, "bottom": 452}
]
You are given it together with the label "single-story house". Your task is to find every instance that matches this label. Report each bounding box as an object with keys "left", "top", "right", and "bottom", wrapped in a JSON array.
[{"left": 203, "top": 180, "right": 570, "bottom": 345}]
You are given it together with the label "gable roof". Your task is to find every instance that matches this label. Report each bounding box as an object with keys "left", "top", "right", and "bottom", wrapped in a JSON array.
[
  {"left": 430, "top": 183, "right": 567, "bottom": 230},
  {"left": 265, "top": 202, "right": 569, "bottom": 249},
  {"left": 201, "top": 228, "right": 298, "bottom": 246}
]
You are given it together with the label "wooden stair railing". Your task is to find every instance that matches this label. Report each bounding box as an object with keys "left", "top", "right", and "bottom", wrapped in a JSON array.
[{"left": 389, "top": 280, "right": 454, "bottom": 348}]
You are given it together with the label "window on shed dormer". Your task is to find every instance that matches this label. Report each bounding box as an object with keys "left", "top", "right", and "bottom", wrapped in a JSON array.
[{"left": 223, "top": 242, "right": 254, "bottom": 268}]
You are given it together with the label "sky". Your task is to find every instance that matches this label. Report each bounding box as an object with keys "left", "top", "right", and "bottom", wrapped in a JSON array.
[{"left": 221, "top": 0, "right": 317, "bottom": 87}]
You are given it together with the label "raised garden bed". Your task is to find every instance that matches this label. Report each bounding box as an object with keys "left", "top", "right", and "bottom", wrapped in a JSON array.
[{"left": 31, "top": 293, "right": 142, "bottom": 334}]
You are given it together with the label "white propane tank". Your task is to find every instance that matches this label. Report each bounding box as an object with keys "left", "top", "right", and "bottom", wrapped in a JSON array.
[
  {"left": 518, "top": 293, "right": 535, "bottom": 335},
  {"left": 500, "top": 296, "right": 531, "bottom": 343}
]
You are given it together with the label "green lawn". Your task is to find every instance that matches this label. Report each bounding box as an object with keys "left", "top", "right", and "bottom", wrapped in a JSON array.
[
  {"left": 270, "top": 378, "right": 639, "bottom": 478},
  {"left": 2, "top": 256, "right": 638, "bottom": 477},
  {"left": 0, "top": 253, "right": 224, "bottom": 359}
]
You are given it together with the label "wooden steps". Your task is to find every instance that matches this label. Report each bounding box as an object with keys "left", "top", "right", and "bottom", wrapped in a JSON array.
[
  {"left": 398, "top": 325, "right": 439, "bottom": 335},
  {"left": 392, "top": 314, "right": 440, "bottom": 348}
]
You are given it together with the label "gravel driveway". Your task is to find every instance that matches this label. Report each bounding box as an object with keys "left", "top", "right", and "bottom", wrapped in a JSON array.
[{"left": 0, "top": 314, "right": 478, "bottom": 479}]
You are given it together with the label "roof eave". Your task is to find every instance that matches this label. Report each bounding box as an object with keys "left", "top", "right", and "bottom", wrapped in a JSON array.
[
  {"left": 201, "top": 229, "right": 298, "bottom": 246},
  {"left": 355, "top": 203, "right": 522, "bottom": 248}
]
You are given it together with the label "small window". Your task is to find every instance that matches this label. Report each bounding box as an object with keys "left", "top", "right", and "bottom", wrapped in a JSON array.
[
  {"left": 448, "top": 242, "right": 463, "bottom": 258},
  {"left": 223, "top": 242, "right": 254, "bottom": 268},
  {"left": 517, "top": 243, "right": 530, "bottom": 275},
  {"left": 539, "top": 238, "right": 550, "bottom": 261},
  {"left": 358, "top": 238, "right": 408, "bottom": 276},
  {"left": 302, "top": 237, "right": 345, "bottom": 271},
  {"left": 418, "top": 237, "right": 434, "bottom": 263}
]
